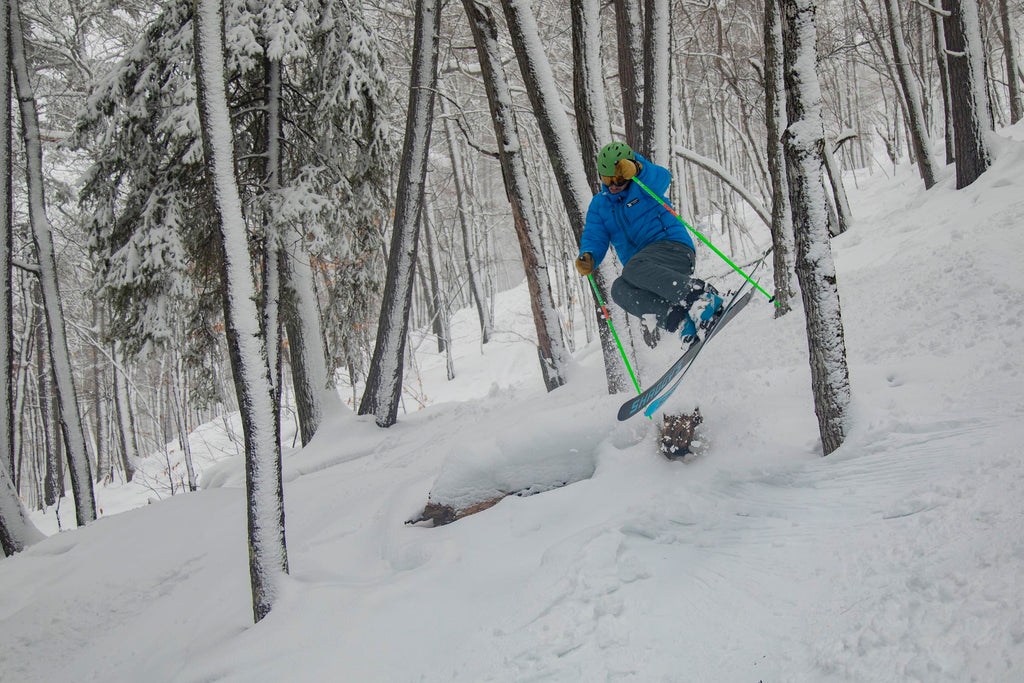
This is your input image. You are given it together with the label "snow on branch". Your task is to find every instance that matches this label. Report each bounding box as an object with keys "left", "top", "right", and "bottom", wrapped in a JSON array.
[{"left": 906, "top": 0, "right": 950, "bottom": 17}]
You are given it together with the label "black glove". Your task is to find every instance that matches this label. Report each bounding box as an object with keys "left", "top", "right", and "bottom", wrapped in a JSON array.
[{"left": 575, "top": 252, "right": 595, "bottom": 276}]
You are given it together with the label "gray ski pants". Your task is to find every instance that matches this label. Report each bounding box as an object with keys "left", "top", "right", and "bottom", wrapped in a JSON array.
[{"left": 610, "top": 240, "right": 697, "bottom": 329}]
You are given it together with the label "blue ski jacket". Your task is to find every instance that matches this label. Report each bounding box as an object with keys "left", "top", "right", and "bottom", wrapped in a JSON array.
[{"left": 579, "top": 153, "right": 694, "bottom": 267}]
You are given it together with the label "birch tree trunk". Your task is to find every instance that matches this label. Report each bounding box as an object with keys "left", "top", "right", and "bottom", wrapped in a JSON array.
[
  {"left": 883, "top": 0, "right": 938, "bottom": 188},
  {"left": 780, "top": 0, "right": 851, "bottom": 456},
  {"left": 614, "top": 0, "right": 645, "bottom": 148},
  {"left": 997, "top": 0, "right": 1022, "bottom": 123},
  {"left": 0, "top": 0, "right": 43, "bottom": 554},
  {"left": 764, "top": 0, "right": 795, "bottom": 317},
  {"left": 358, "top": 0, "right": 441, "bottom": 427},
  {"left": 462, "top": 0, "right": 567, "bottom": 392},
  {"left": 194, "top": 0, "right": 288, "bottom": 622},
  {"left": 642, "top": 0, "right": 671, "bottom": 163},
  {"left": 11, "top": 0, "right": 96, "bottom": 526},
  {"left": 942, "top": 0, "right": 993, "bottom": 188}
]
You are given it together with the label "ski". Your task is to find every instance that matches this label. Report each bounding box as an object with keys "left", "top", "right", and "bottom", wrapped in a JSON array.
[
  {"left": 616, "top": 287, "right": 753, "bottom": 421},
  {"left": 641, "top": 290, "right": 753, "bottom": 418}
]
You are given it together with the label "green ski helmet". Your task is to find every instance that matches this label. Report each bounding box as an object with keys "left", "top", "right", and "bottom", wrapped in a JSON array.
[{"left": 597, "top": 142, "right": 635, "bottom": 177}]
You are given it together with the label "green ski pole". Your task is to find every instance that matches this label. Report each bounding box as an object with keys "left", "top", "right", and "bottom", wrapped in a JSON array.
[
  {"left": 632, "top": 176, "right": 779, "bottom": 307},
  {"left": 587, "top": 274, "right": 642, "bottom": 396}
]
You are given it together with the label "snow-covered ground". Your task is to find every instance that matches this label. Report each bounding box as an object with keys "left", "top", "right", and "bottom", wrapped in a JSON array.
[{"left": 3, "top": 126, "right": 1024, "bottom": 682}]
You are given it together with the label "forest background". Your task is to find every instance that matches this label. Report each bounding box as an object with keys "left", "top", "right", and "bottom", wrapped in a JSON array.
[{"left": 0, "top": 0, "right": 1020, "bottom": 624}]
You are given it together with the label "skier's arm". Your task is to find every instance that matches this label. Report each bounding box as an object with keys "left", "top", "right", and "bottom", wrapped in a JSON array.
[{"left": 580, "top": 201, "right": 611, "bottom": 267}]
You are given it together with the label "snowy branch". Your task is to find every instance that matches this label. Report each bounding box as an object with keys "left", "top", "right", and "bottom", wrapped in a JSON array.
[
  {"left": 905, "top": 0, "right": 950, "bottom": 17},
  {"left": 12, "top": 258, "right": 40, "bottom": 274}
]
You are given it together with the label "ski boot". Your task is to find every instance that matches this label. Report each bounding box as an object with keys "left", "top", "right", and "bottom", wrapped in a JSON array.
[{"left": 685, "top": 283, "right": 724, "bottom": 342}]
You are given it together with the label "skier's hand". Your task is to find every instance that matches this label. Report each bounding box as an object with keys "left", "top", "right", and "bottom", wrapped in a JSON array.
[
  {"left": 614, "top": 158, "right": 640, "bottom": 181},
  {"left": 575, "top": 252, "right": 595, "bottom": 276}
]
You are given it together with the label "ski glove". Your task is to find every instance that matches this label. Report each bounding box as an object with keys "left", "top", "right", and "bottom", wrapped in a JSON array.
[
  {"left": 614, "top": 158, "right": 640, "bottom": 181},
  {"left": 575, "top": 252, "right": 595, "bottom": 276}
]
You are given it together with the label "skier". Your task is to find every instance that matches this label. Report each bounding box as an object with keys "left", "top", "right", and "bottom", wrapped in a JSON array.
[{"left": 575, "top": 141, "right": 723, "bottom": 345}]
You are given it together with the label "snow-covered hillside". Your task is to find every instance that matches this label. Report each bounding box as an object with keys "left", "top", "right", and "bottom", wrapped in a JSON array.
[{"left": 2, "top": 126, "right": 1024, "bottom": 682}]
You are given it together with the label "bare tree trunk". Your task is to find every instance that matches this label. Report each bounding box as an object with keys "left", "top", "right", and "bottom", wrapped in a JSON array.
[
  {"left": 823, "top": 139, "right": 854, "bottom": 235},
  {"left": 764, "top": 0, "right": 796, "bottom": 317},
  {"left": 996, "top": 0, "right": 1022, "bottom": 123},
  {"left": 883, "top": 0, "right": 938, "bottom": 188},
  {"left": 642, "top": 0, "right": 671, "bottom": 162},
  {"left": 359, "top": 0, "right": 441, "bottom": 426},
  {"left": 0, "top": 0, "right": 43, "bottom": 554},
  {"left": 462, "top": 0, "right": 568, "bottom": 392},
  {"left": 942, "top": 0, "right": 993, "bottom": 188},
  {"left": 781, "top": 0, "right": 852, "bottom": 456},
  {"left": 11, "top": 0, "right": 96, "bottom": 526},
  {"left": 195, "top": 0, "right": 288, "bottom": 622},
  {"left": 613, "top": 0, "right": 645, "bottom": 147},
  {"left": 932, "top": 12, "right": 957, "bottom": 164},
  {"left": 572, "top": 0, "right": 636, "bottom": 394},
  {"left": 111, "top": 342, "right": 137, "bottom": 482}
]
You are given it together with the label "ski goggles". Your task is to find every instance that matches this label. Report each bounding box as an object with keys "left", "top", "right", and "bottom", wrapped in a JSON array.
[{"left": 601, "top": 175, "right": 630, "bottom": 187}]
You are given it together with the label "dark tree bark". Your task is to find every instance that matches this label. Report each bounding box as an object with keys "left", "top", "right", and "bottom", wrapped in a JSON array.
[
  {"left": 932, "top": 12, "right": 957, "bottom": 165},
  {"left": 942, "top": 0, "right": 993, "bottom": 188},
  {"left": 997, "top": 0, "right": 1022, "bottom": 124},
  {"left": 780, "top": 0, "right": 851, "bottom": 456},
  {"left": 764, "top": 0, "right": 795, "bottom": 317},
  {"left": 359, "top": 0, "right": 442, "bottom": 426},
  {"left": 642, "top": 0, "right": 670, "bottom": 162},
  {"left": 613, "top": 0, "right": 645, "bottom": 148}
]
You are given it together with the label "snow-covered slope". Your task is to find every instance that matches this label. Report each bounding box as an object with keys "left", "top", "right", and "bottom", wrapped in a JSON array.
[{"left": 2, "top": 128, "right": 1024, "bottom": 682}]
